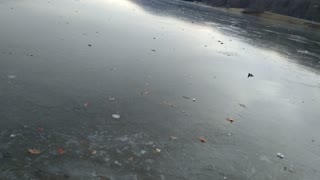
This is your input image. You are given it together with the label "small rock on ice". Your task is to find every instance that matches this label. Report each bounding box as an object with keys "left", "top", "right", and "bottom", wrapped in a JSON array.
[
  {"left": 114, "top": 160, "right": 122, "bottom": 166},
  {"left": 112, "top": 114, "right": 120, "bottom": 119},
  {"left": 276, "top": 153, "right": 285, "bottom": 159}
]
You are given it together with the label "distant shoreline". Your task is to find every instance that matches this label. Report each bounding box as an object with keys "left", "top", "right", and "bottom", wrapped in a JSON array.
[
  {"left": 183, "top": 1, "right": 320, "bottom": 30},
  {"left": 224, "top": 8, "right": 320, "bottom": 29}
]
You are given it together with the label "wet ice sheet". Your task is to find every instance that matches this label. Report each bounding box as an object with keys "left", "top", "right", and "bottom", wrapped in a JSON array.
[{"left": 1, "top": 0, "right": 320, "bottom": 179}]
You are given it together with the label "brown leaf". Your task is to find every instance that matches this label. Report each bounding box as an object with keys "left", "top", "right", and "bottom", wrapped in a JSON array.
[
  {"left": 57, "top": 147, "right": 66, "bottom": 155},
  {"left": 226, "top": 117, "right": 235, "bottom": 123},
  {"left": 28, "top": 148, "right": 41, "bottom": 155},
  {"left": 199, "top": 137, "right": 206, "bottom": 143}
]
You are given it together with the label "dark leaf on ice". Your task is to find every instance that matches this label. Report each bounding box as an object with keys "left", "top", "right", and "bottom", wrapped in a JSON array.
[
  {"left": 182, "top": 96, "right": 191, "bottom": 99},
  {"left": 239, "top": 104, "right": 246, "bottom": 108},
  {"left": 226, "top": 117, "right": 235, "bottom": 123},
  {"left": 199, "top": 137, "right": 206, "bottom": 143}
]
